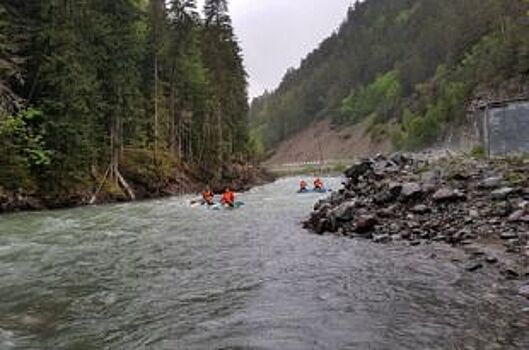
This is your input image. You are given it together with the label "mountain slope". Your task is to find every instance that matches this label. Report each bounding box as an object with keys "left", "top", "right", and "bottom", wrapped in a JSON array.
[{"left": 250, "top": 0, "right": 529, "bottom": 156}]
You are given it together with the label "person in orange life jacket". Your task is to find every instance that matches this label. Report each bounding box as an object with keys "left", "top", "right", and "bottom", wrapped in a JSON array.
[
  {"left": 313, "top": 177, "right": 324, "bottom": 190},
  {"left": 221, "top": 187, "right": 235, "bottom": 207},
  {"left": 299, "top": 180, "right": 308, "bottom": 192},
  {"left": 202, "top": 187, "right": 214, "bottom": 205}
]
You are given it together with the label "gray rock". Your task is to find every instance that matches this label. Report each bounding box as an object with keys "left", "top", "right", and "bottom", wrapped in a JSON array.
[
  {"left": 373, "top": 234, "right": 390, "bottom": 243},
  {"left": 378, "top": 206, "right": 396, "bottom": 218},
  {"left": 420, "top": 168, "right": 442, "bottom": 184},
  {"left": 314, "top": 201, "right": 331, "bottom": 212},
  {"left": 491, "top": 187, "right": 514, "bottom": 200},
  {"left": 480, "top": 177, "right": 502, "bottom": 189},
  {"left": 517, "top": 201, "right": 529, "bottom": 210},
  {"left": 400, "top": 182, "right": 422, "bottom": 200},
  {"left": 390, "top": 153, "right": 409, "bottom": 166},
  {"left": 329, "top": 200, "right": 357, "bottom": 221},
  {"left": 354, "top": 215, "right": 378, "bottom": 233},
  {"left": 388, "top": 182, "right": 403, "bottom": 196},
  {"left": 315, "top": 219, "right": 328, "bottom": 234},
  {"left": 459, "top": 229, "right": 476, "bottom": 240},
  {"left": 411, "top": 204, "right": 429, "bottom": 214},
  {"left": 500, "top": 232, "right": 518, "bottom": 240},
  {"left": 421, "top": 183, "right": 437, "bottom": 194},
  {"left": 373, "top": 191, "right": 396, "bottom": 205},
  {"left": 519, "top": 285, "right": 529, "bottom": 299},
  {"left": 345, "top": 160, "right": 372, "bottom": 180},
  {"left": 508, "top": 209, "right": 526, "bottom": 222},
  {"left": 469, "top": 209, "right": 480, "bottom": 218},
  {"left": 432, "top": 188, "right": 465, "bottom": 202}
]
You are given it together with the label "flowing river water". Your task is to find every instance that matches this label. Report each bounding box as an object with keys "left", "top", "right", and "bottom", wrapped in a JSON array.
[{"left": 1, "top": 177, "right": 528, "bottom": 349}]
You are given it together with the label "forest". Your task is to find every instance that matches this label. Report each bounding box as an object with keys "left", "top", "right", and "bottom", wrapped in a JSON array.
[
  {"left": 0, "top": 0, "right": 251, "bottom": 207},
  {"left": 250, "top": 0, "right": 529, "bottom": 152}
]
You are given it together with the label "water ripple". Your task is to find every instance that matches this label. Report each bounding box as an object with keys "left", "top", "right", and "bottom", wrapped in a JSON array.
[{"left": 0, "top": 177, "right": 528, "bottom": 349}]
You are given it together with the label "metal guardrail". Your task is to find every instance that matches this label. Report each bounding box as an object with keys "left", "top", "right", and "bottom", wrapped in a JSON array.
[{"left": 265, "top": 159, "right": 355, "bottom": 173}]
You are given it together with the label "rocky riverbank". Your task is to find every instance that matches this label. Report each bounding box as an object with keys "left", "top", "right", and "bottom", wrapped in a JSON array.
[
  {"left": 0, "top": 161, "right": 273, "bottom": 214},
  {"left": 304, "top": 152, "right": 529, "bottom": 296}
]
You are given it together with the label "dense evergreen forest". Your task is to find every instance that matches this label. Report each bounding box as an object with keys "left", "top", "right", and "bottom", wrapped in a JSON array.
[
  {"left": 0, "top": 0, "right": 252, "bottom": 207},
  {"left": 250, "top": 0, "right": 529, "bottom": 152}
]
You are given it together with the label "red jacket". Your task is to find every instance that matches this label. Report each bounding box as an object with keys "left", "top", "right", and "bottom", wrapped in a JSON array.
[{"left": 222, "top": 191, "right": 235, "bottom": 204}]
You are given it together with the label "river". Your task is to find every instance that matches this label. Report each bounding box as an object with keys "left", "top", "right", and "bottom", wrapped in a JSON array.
[{"left": 0, "top": 177, "right": 528, "bottom": 349}]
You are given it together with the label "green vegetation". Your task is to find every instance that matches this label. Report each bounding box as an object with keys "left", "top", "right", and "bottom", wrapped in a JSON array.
[
  {"left": 250, "top": 0, "right": 529, "bottom": 151},
  {"left": 339, "top": 70, "right": 401, "bottom": 125},
  {"left": 0, "top": 0, "right": 250, "bottom": 204},
  {"left": 470, "top": 145, "right": 486, "bottom": 159}
]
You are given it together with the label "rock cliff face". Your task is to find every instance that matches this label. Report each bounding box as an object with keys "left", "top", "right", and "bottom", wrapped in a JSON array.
[{"left": 304, "top": 153, "right": 529, "bottom": 279}]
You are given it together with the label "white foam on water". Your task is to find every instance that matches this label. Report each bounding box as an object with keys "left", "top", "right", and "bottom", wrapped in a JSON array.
[{"left": 0, "top": 328, "right": 15, "bottom": 348}]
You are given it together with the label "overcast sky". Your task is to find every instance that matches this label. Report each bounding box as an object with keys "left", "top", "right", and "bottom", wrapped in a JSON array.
[{"left": 197, "top": 0, "right": 353, "bottom": 99}]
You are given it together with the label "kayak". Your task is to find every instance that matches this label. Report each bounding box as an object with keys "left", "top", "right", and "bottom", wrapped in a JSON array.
[
  {"left": 297, "top": 188, "right": 332, "bottom": 194},
  {"left": 212, "top": 201, "right": 245, "bottom": 210},
  {"left": 191, "top": 200, "right": 245, "bottom": 210}
]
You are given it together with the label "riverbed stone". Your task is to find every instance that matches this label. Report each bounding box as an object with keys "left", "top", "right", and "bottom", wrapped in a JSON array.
[
  {"left": 315, "top": 219, "right": 328, "bottom": 234},
  {"left": 400, "top": 182, "right": 422, "bottom": 200},
  {"left": 354, "top": 215, "right": 378, "bottom": 233},
  {"left": 508, "top": 209, "right": 526, "bottom": 222},
  {"left": 500, "top": 232, "right": 518, "bottom": 240},
  {"left": 373, "top": 233, "right": 390, "bottom": 243},
  {"left": 411, "top": 204, "right": 429, "bottom": 214},
  {"left": 433, "top": 188, "right": 465, "bottom": 202},
  {"left": 491, "top": 187, "right": 515, "bottom": 200},
  {"left": 303, "top": 153, "right": 529, "bottom": 277},
  {"left": 480, "top": 177, "right": 502, "bottom": 189},
  {"left": 345, "top": 160, "right": 372, "bottom": 180},
  {"left": 329, "top": 200, "right": 357, "bottom": 222},
  {"left": 469, "top": 209, "right": 480, "bottom": 218}
]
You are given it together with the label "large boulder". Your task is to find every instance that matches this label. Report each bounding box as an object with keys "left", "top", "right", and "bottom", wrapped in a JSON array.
[{"left": 345, "top": 160, "right": 373, "bottom": 181}]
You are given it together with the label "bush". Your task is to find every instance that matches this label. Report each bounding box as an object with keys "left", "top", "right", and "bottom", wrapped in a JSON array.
[{"left": 470, "top": 145, "right": 485, "bottom": 158}]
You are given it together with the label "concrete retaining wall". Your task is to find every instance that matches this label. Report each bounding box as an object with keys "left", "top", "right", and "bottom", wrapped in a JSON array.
[{"left": 484, "top": 101, "right": 529, "bottom": 156}]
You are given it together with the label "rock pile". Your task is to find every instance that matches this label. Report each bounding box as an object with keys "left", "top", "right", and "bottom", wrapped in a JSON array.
[{"left": 304, "top": 153, "right": 529, "bottom": 277}]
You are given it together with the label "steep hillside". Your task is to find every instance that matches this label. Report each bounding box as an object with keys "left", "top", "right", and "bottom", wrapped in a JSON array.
[
  {"left": 264, "top": 118, "right": 391, "bottom": 165},
  {"left": 250, "top": 0, "right": 529, "bottom": 156}
]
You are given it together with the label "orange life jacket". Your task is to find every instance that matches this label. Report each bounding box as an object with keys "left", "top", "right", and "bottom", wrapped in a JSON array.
[
  {"left": 202, "top": 190, "right": 214, "bottom": 203},
  {"left": 222, "top": 191, "right": 235, "bottom": 205}
]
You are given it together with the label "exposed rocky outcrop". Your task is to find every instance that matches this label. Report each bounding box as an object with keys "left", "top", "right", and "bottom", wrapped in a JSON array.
[{"left": 304, "top": 153, "right": 529, "bottom": 279}]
